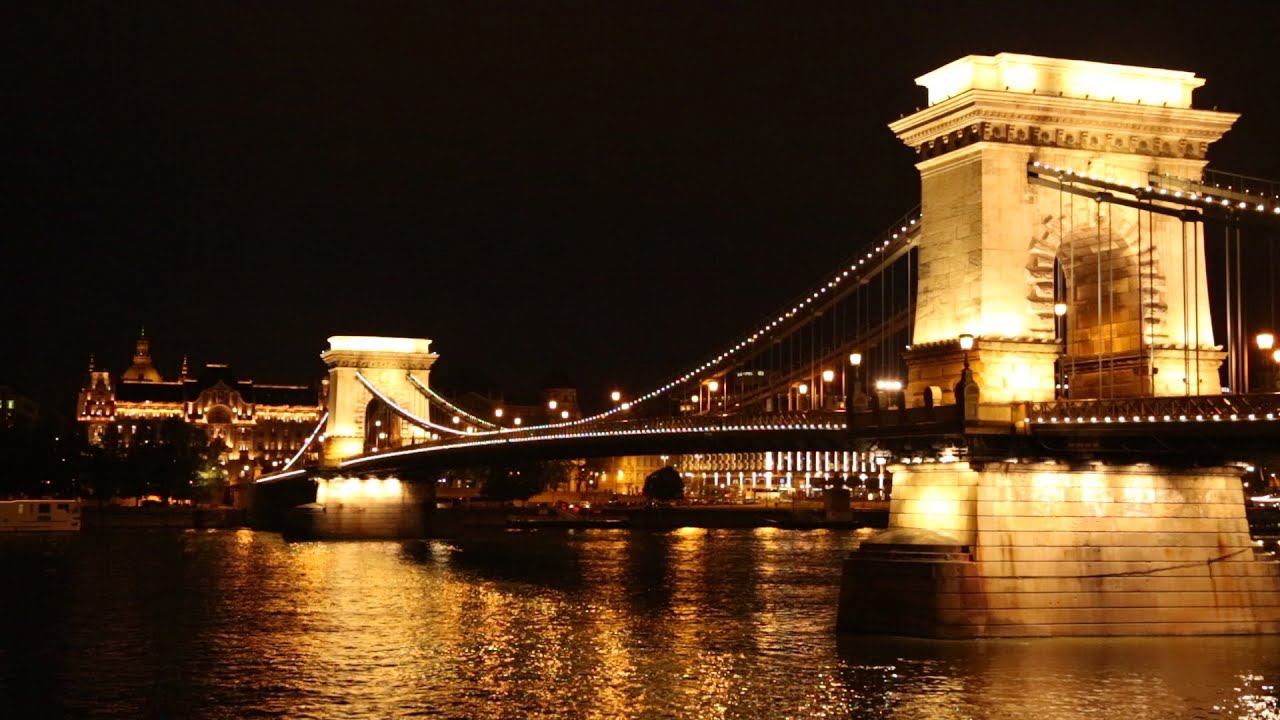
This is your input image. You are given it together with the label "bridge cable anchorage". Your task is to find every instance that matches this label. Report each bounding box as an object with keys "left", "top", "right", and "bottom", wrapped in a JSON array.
[{"left": 256, "top": 410, "right": 328, "bottom": 482}]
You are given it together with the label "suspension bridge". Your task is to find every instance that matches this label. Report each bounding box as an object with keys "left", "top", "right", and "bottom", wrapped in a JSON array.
[{"left": 253, "top": 53, "right": 1280, "bottom": 638}]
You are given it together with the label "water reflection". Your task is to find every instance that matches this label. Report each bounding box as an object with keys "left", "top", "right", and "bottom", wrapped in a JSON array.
[
  {"left": 3, "top": 529, "right": 1280, "bottom": 718},
  {"left": 835, "top": 635, "right": 1280, "bottom": 719}
]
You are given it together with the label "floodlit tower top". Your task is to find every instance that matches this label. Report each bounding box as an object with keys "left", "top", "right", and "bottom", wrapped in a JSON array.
[{"left": 917, "top": 53, "right": 1205, "bottom": 108}]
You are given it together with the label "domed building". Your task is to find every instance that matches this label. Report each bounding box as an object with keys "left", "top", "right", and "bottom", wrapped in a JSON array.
[{"left": 77, "top": 331, "right": 325, "bottom": 484}]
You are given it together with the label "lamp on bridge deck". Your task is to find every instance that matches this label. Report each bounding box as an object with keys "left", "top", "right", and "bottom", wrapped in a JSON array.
[
  {"left": 1253, "top": 333, "right": 1276, "bottom": 393},
  {"left": 847, "top": 353, "right": 866, "bottom": 412},
  {"left": 956, "top": 335, "right": 979, "bottom": 424},
  {"left": 1054, "top": 303, "right": 1069, "bottom": 398}
]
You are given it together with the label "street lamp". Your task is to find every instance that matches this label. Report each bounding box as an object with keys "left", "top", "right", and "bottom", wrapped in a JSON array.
[
  {"left": 706, "top": 379, "right": 721, "bottom": 412},
  {"left": 494, "top": 408, "right": 504, "bottom": 418},
  {"left": 847, "top": 352, "right": 864, "bottom": 412},
  {"left": 547, "top": 400, "right": 558, "bottom": 410},
  {"left": 1054, "top": 305, "right": 1068, "bottom": 397},
  {"left": 959, "top": 333, "right": 975, "bottom": 371},
  {"left": 610, "top": 390, "right": 622, "bottom": 403},
  {"left": 1249, "top": 333, "right": 1277, "bottom": 392}
]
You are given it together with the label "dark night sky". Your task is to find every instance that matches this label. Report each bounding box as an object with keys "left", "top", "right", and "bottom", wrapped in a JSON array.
[{"left": 7, "top": 3, "right": 1280, "bottom": 415}]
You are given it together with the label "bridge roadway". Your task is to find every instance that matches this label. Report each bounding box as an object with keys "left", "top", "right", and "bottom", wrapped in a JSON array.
[
  {"left": 326, "top": 392, "right": 1280, "bottom": 478},
  {"left": 337, "top": 411, "right": 851, "bottom": 474}
]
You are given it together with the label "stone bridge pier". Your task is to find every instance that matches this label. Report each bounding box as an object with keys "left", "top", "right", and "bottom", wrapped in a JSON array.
[{"left": 840, "top": 53, "right": 1280, "bottom": 637}]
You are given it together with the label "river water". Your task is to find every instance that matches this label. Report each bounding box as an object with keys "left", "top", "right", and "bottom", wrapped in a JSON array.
[{"left": 3, "top": 527, "right": 1280, "bottom": 719}]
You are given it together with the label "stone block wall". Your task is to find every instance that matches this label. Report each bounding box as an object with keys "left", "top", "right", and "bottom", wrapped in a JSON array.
[{"left": 839, "top": 461, "right": 1280, "bottom": 636}]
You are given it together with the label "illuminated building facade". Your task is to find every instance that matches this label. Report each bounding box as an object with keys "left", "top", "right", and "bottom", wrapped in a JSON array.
[
  {"left": 596, "top": 451, "right": 888, "bottom": 499},
  {"left": 77, "top": 332, "right": 323, "bottom": 479}
]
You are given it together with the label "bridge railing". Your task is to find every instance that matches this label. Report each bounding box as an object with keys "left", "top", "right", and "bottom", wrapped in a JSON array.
[
  {"left": 1027, "top": 393, "right": 1280, "bottom": 424},
  {"left": 1153, "top": 169, "right": 1280, "bottom": 203},
  {"left": 419, "top": 410, "right": 849, "bottom": 448}
]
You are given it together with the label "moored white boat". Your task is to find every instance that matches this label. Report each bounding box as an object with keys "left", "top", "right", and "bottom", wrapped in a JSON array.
[{"left": 0, "top": 499, "right": 82, "bottom": 532}]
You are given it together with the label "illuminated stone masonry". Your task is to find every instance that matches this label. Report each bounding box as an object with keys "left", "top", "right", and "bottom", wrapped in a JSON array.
[
  {"left": 892, "top": 53, "right": 1234, "bottom": 404},
  {"left": 840, "top": 460, "right": 1280, "bottom": 637},
  {"left": 841, "top": 53, "right": 1280, "bottom": 638},
  {"left": 320, "top": 335, "right": 439, "bottom": 464},
  {"left": 297, "top": 476, "right": 434, "bottom": 539}
]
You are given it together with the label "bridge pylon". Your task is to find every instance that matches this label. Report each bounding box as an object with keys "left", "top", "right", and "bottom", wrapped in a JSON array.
[
  {"left": 319, "top": 336, "right": 438, "bottom": 464},
  {"left": 839, "top": 54, "right": 1280, "bottom": 639},
  {"left": 891, "top": 53, "right": 1237, "bottom": 404}
]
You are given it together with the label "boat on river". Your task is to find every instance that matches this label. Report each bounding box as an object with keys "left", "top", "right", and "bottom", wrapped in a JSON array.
[{"left": 0, "top": 499, "right": 82, "bottom": 532}]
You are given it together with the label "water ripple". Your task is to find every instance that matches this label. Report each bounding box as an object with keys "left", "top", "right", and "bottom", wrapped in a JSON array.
[{"left": 2, "top": 529, "right": 1280, "bottom": 718}]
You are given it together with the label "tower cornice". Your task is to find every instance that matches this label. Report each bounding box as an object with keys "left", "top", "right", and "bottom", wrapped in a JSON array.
[{"left": 891, "top": 90, "right": 1239, "bottom": 162}]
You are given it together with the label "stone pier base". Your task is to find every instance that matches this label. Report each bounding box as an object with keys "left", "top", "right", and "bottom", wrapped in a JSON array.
[
  {"left": 288, "top": 476, "right": 431, "bottom": 539},
  {"left": 837, "top": 461, "right": 1280, "bottom": 637}
]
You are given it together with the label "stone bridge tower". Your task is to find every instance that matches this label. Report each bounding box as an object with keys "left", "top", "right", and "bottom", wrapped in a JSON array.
[
  {"left": 893, "top": 54, "right": 1237, "bottom": 404},
  {"left": 320, "top": 336, "right": 438, "bottom": 464}
]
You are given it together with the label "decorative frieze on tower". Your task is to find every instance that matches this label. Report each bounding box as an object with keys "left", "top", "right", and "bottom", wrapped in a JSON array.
[{"left": 892, "top": 54, "right": 1237, "bottom": 403}]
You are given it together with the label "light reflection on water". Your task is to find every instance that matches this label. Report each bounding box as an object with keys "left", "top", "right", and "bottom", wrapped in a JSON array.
[{"left": 2, "top": 528, "right": 1280, "bottom": 719}]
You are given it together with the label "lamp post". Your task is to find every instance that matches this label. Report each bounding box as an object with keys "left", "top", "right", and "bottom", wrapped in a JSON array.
[
  {"left": 1253, "top": 333, "right": 1276, "bottom": 393},
  {"left": 1256, "top": 333, "right": 1277, "bottom": 392},
  {"left": 821, "top": 369, "right": 834, "bottom": 410},
  {"left": 848, "top": 352, "right": 863, "bottom": 412},
  {"left": 956, "top": 334, "right": 977, "bottom": 420},
  {"left": 1054, "top": 303, "right": 1068, "bottom": 398}
]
